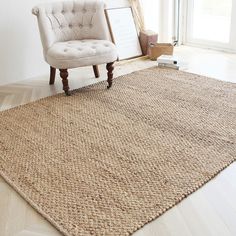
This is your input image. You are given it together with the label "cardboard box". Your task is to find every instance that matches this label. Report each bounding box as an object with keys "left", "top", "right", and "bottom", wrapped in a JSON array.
[
  {"left": 148, "top": 43, "right": 174, "bottom": 60},
  {"left": 139, "top": 30, "right": 158, "bottom": 55}
]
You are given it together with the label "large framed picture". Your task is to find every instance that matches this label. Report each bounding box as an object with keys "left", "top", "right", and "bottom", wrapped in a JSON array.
[{"left": 105, "top": 7, "right": 143, "bottom": 60}]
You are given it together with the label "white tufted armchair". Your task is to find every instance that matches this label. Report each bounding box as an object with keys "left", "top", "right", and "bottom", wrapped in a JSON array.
[{"left": 32, "top": 0, "right": 118, "bottom": 96}]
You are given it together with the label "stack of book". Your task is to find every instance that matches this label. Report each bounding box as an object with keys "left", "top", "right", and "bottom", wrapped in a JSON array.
[{"left": 157, "top": 55, "right": 179, "bottom": 70}]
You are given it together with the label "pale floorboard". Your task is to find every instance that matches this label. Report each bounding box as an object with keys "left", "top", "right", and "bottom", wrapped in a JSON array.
[{"left": 0, "top": 46, "right": 236, "bottom": 236}]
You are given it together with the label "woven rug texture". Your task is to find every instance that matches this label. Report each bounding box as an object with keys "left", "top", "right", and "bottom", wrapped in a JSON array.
[{"left": 0, "top": 67, "right": 236, "bottom": 236}]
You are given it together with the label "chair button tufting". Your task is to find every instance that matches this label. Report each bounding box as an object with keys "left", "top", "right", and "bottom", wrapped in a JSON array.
[
  {"left": 89, "top": 24, "right": 93, "bottom": 28},
  {"left": 79, "top": 24, "right": 83, "bottom": 28},
  {"left": 82, "top": 8, "right": 87, "bottom": 13},
  {"left": 69, "top": 24, "right": 72, "bottom": 28}
]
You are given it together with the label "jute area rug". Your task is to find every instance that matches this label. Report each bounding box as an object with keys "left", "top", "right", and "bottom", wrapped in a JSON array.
[{"left": 0, "top": 67, "right": 236, "bottom": 236}]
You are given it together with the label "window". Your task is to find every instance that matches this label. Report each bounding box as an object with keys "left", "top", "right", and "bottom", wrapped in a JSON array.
[{"left": 185, "top": 0, "right": 236, "bottom": 51}]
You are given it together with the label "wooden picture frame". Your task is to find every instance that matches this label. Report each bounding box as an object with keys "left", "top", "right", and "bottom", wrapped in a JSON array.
[{"left": 105, "top": 7, "right": 143, "bottom": 60}]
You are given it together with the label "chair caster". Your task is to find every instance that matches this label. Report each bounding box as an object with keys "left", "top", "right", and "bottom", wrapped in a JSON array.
[{"left": 65, "top": 90, "right": 72, "bottom": 96}]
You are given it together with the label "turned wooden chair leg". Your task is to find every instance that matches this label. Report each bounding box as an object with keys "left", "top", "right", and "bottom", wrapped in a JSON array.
[
  {"left": 59, "top": 69, "right": 71, "bottom": 96},
  {"left": 49, "top": 66, "right": 56, "bottom": 85},
  {"left": 106, "top": 62, "right": 115, "bottom": 89},
  {"left": 93, "top": 65, "right": 100, "bottom": 78}
]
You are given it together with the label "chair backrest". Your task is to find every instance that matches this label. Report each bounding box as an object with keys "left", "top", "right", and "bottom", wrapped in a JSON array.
[{"left": 32, "top": 0, "right": 109, "bottom": 53}]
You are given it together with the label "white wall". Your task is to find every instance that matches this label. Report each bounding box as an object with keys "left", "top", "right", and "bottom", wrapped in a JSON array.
[
  {"left": 141, "top": 0, "right": 162, "bottom": 35},
  {"left": 161, "top": 0, "right": 175, "bottom": 43},
  {"left": 140, "top": 0, "right": 175, "bottom": 43},
  {"left": 0, "top": 0, "right": 129, "bottom": 86}
]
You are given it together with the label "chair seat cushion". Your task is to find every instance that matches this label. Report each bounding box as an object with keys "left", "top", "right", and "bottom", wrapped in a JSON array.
[{"left": 46, "top": 39, "right": 118, "bottom": 69}]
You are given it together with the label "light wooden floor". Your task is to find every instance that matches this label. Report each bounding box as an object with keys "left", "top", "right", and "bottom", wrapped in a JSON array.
[{"left": 0, "top": 46, "right": 236, "bottom": 236}]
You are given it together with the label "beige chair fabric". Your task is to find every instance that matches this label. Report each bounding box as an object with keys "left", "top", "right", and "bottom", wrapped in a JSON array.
[
  {"left": 32, "top": 0, "right": 117, "bottom": 69},
  {"left": 32, "top": 0, "right": 117, "bottom": 95},
  {"left": 46, "top": 39, "right": 116, "bottom": 69}
]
